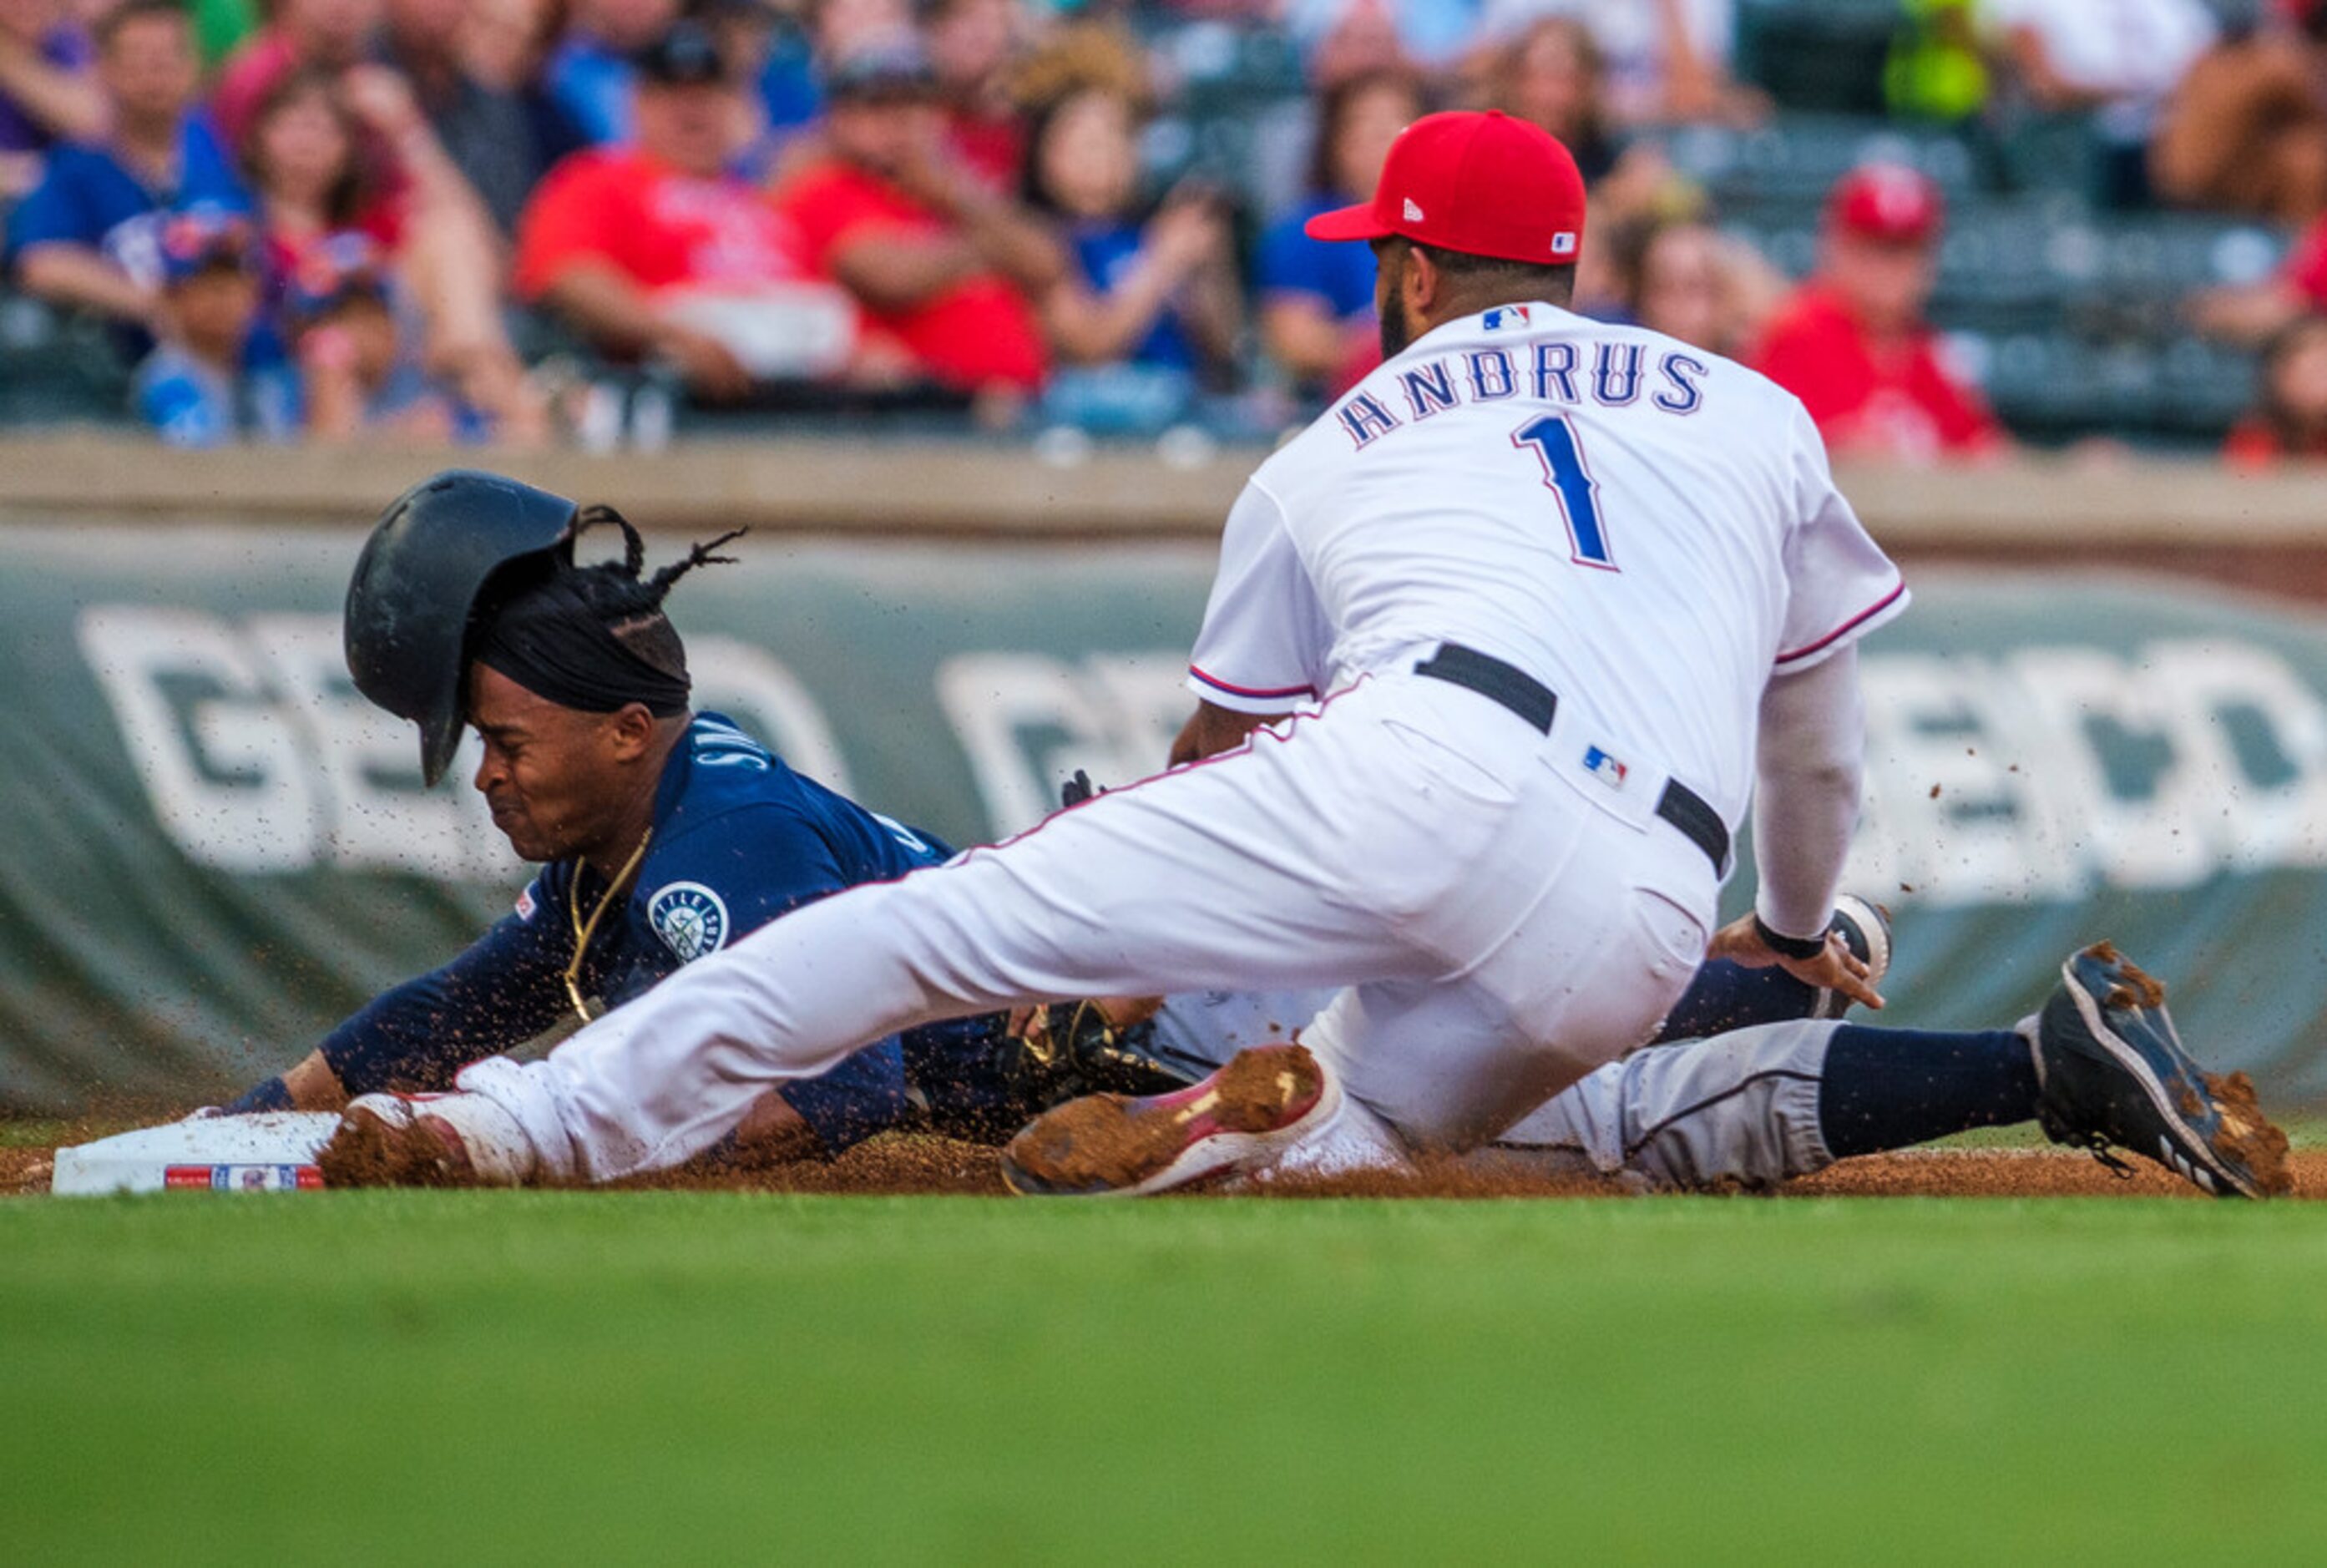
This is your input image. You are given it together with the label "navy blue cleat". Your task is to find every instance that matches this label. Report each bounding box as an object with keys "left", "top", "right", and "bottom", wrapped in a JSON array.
[{"left": 2031, "top": 943, "right": 2291, "bottom": 1198}]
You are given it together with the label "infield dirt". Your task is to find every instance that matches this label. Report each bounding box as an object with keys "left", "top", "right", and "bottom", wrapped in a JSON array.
[{"left": 8, "top": 1130, "right": 2326, "bottom": 1200}]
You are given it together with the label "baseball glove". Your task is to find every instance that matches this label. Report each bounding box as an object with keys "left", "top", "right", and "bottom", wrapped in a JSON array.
[{"left": 917, "top": 1001, "right": 1194, "bottom": 1144}]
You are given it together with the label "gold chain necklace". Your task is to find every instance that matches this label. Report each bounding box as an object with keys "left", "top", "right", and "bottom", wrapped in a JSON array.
[{"left": 562, "top": 829, "right": 652, "bottom": 1025}]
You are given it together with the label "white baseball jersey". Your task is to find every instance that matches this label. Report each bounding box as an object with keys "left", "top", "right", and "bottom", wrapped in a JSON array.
[{"left": 1187, "top": 301, "right": 1906, "bottom": 828}]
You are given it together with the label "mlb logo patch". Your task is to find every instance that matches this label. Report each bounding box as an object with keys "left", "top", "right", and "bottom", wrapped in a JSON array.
[
  {"left": 1583, "top": 746, "right": 1629, "bottom": 789},
  {"left": 1483, "top": 305, "right": 1532, "bottom": 331},
  {"left": 514, "top": 886, "right": 537, "bottom": 922},
  {"left": 1550, "top": 231, "right": 1578, "bottom": 257}
]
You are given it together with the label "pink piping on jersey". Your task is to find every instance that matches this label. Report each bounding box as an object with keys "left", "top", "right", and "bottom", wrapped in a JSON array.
[
  {"left": 665, "top": 681, "right": 1358, "bottom": 928},
  {"left": 736, "top": 679, "right": 1380, "bottom": 945},
  {"left": 1774, "top": 579, "right": 1907, "bottom": 666},
  {"left": 949, "top": 678, "right": 1372, "bottom": 867},
  {"left": 1188, "top": 665, "right": 1318, "bottom": 702}
]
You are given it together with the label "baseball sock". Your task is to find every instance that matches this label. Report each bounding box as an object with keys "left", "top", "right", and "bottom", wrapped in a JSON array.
[
  {"left": 1651, "top": 959, "right": 1821, "bottom": 1044},
  {"left": 1817, "top": 1024, "right": 2040, "bottom": 1158},
  {"left": 220, "top": 1075, "right": 294, "bottom": 1115}
]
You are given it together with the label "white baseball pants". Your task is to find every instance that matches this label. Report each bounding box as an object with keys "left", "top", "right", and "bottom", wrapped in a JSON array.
[{"left": 459, "top": 671, "right": 1720, "bottom": 1182}]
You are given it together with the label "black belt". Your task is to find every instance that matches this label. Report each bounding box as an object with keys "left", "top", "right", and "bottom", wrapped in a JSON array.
[{"left": 1413, "top": 643, "right": 1730, "bottom": 873}]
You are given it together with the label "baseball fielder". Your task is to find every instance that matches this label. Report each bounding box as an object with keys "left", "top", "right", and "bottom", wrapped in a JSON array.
[{"left": 324, "top": 111, "right": 2284, "bottom": 1200}]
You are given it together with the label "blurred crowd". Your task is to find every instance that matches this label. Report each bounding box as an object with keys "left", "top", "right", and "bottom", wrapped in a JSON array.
[{"left": 3, "top": 0, "right": 2327, "bottom": 464}]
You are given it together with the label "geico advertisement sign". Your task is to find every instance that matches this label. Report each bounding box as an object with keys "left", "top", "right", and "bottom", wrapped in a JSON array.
[
  {"left": 1854, "top": 641, "right": 2327, "bottom": 903},
  {"left": 74, "top": 606, "right": 848, "bottom": 880},
  {"left": 73, "top": 605, "right": 1184, "bottom": 874},
  {"left": 73, "top": 604, "right": 2327, "bottom": 908}
]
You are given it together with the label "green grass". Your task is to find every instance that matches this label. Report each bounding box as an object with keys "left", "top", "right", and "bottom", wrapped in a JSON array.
[{"left": 5, "top": 1194, "right": 2325, "bottom": 1563}]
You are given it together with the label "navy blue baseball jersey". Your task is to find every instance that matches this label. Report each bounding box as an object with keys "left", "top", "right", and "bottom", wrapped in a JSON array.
[{"left": 317, "top": 713, "right": 949, "bottom": 1151}]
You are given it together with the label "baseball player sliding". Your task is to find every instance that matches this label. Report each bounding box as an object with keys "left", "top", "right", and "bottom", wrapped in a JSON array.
[
  {"left": 321, "top": 111, "right": 2288, "bottom": 1200},
  {"left": 210, "top": 471, "right": 1220, "bottom": 1160}
]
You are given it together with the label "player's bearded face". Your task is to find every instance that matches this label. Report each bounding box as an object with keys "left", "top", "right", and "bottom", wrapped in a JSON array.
[
  {"left": 465, "top": 664, "right": 635, "bottom": 864},
  {"left": 1374, "top": 240, "right": 1416, "bottom": 359}
]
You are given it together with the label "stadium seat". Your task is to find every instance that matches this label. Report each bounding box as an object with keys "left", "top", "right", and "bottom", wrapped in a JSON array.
[
  {"left": 0, "top": 291, "right": 134, "bottom": 431},
  {"left": 1736, "top": 0, "right": 1905, "bottom": 115}
]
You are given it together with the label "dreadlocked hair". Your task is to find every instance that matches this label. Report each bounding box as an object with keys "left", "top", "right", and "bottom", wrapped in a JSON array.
[
  {"left": 551, "top": 505, "right": 751, "bottom": 682},
  {"left": 646, "top": 526, "right": 748, "bottom": 599}
]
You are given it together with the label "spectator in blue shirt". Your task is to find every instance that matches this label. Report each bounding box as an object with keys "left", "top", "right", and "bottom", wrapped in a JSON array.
[
  {"left": 543, "top": 0, "right": 680, "bottom": 147},
  {"left": 7, "top": 0, "right": 245, "bottom": 331},
  {"left": 1023, "top": 82, "right": 1242, "bottom": 392},
  {"left": 0, "top": 0, "right": 103, "bottom": 196},
  {"left": 1254, "top": 66, "right": 1422, "bottom": 399},
  {"left": 131, "top": 203, "right": 298, "bottom": 446}
]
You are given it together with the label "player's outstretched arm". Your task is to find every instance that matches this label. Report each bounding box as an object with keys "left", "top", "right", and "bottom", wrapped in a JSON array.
[{"left": 1729, "top": 645, "right": 1881, "bottom": 1009}]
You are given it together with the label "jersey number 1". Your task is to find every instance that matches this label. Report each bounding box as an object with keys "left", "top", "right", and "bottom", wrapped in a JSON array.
[{"left": 1513, "top": 414, "right": 1616, "bottom": 571}]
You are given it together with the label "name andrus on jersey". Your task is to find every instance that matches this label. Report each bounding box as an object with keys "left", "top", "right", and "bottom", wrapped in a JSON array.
[{"left": 1338, "top": 333, "right": 1710, "bottom": 450}]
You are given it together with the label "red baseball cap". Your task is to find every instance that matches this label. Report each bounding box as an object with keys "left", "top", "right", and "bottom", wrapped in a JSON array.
[
  {"left": 1303, "top": 109, "right": 1587, "bottom": 266},
  {"left": 1826, "top": 163, "right": 1944, "bottom": 245}
]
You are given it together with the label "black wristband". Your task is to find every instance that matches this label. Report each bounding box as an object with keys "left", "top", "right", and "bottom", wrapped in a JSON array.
[{"left": 1753, "top": 913, "right": 1829, "bottom": 962}]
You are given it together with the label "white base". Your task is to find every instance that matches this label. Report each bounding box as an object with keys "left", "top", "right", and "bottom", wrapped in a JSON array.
[{"left": 49, "top": 1113, "right": 340, "bottom": 1196}]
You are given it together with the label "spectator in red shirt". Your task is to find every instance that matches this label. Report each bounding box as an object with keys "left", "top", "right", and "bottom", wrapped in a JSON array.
[
  {"left": 927, "top": 0, "right": 1029, "bottom": 192},
  {"left": 514, "top": 20, "right": 859, "bottom": 402},
  {"left": 2224, "top": 312, "right": 2327, "bottom": 466},
  {"left": 1752, "top": 164, "right": 2005, "bottom": 464},
  {"left": 773, "top": 41, "right": 1063, "bottom": 407},
  {"left": 243, "top": 67, "right": 402, "bottom": 260}
]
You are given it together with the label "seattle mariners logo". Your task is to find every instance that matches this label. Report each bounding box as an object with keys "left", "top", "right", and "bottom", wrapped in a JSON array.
[{"left": 647, "top": 882, "right": 730, "bottom": 962}]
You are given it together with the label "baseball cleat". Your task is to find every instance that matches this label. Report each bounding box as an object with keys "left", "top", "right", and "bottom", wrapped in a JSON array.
[
  {"left": 316, "top": 1093, "right": 534, "bottom": 1188},
  {"left": 2031, "top": 943, "right": 2291, "bottom": 1199},
  {"left": 1810, "top": 894, "right": 1892, "bottom": 1019},
  {"left": 999, "top": 1042, "right": 1341, "bottom": 1196}
]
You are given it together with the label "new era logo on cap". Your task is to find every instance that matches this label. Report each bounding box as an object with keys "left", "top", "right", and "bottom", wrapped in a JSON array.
[{"left": 1301, "top": 111, "right": 1588, "bottom": 268}]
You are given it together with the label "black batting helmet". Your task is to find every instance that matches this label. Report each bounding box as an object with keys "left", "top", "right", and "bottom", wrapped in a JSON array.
[{"left": 345, "top": 470, "right": 581, "bottom": 786}]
